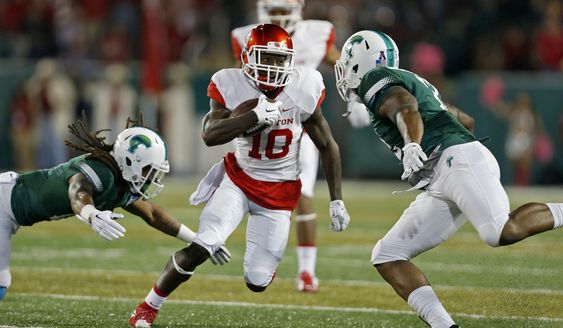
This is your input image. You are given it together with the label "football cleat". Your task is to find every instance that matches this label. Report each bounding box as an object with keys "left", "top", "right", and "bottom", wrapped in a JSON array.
[
  {"left": 129, "top": 302, "right": 159, "bottom": 327},
  {"left": 297, "top": 271, "right": 318, "bottom": 293},
  {"left": 0, "top": 286, "right": 6, "bottom": 300}
]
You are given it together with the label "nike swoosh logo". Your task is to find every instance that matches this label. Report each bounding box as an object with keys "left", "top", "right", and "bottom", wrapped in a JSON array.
[{"left": 281, "top": 107, "right": 293, "bottom": 112}]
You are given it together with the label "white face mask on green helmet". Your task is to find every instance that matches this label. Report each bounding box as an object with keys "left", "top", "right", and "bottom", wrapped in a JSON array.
[
  {"left": 334, "top": 30, "right": 400, "bottom": 102},
  {"left": 112, "top": 127, "right": 170, "bottom": 200}
]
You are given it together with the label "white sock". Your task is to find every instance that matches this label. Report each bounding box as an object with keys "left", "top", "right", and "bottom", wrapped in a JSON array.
[
  {"left": 144, "top": 285, "right": 168, "bottom": 310},
  {"left": 407, "top": 285, "right": 455, "bottom": 328},
  {"left": 297, "top": 246, "right": 317, "bottom": 275},
  {"left": 546, "top": 203, "right": 563, "bottom": 229}
]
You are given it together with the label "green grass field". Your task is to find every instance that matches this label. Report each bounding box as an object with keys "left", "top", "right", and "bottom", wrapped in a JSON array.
[{"left": 1, "top": 180, "right": 562, "bottom": 327}]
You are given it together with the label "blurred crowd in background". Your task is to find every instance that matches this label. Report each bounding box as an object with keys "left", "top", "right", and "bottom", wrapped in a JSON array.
[{"left": 0, "top": 0, "right": 562, "bottom": 185}]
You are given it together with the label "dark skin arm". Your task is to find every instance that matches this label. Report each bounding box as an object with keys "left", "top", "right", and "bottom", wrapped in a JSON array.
[
  {"left": 124, "top": 200, "right": 181, "bottom": 237},
  {"left": 202, "top": 99, "right": 261, "bottom": 146},
  {"left": 68, "top": 173, "right": 96, "bottom": 215},
  {"left": 447, "top": 103, "right": 475, "bottom": 132},
  {"left": 69, "top": 173, "right": 182, "bottom": 238},
  {"left": 378, "top": 86, "right": 423, "bottom": 144},
  {"left": 303, "top": 107, "right": 342, "bottom": 201}
]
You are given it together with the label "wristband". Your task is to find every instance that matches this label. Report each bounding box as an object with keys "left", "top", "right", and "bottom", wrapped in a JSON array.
[
  {"left": 79, "top": 204, "right": 98, "bottom": 223},
  {"left": 176, "top": 224, "right": 197, "bottom": 243}
]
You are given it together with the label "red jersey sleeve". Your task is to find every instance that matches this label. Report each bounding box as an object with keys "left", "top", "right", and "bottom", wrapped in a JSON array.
[
  {"left": 316, "top": 89, "right": 326, "bottom": 109},
  {"left": 207, "top": 81, "right": 225, "bottom": 105},
  {"left": 324, "top": 27, "right": 336, "bottom": 59}
]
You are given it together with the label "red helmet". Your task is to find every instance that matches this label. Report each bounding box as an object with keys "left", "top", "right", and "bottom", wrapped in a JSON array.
[{"left": 241, "top": 24, "right": 295, "bottom": 91}]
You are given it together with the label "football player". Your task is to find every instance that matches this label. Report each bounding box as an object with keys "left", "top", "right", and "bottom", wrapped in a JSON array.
[
  {"left": 231, "top": 0, "right": 369, "bottom": 292},
  {"left": 334, "top": 30, "right": 563, "bottom": 328},
  {"left": 128, "top": 24, "right": 350, "bottom": 327},
  {"left": 0, "top": 114, "right": 231, "bottom": 301}
]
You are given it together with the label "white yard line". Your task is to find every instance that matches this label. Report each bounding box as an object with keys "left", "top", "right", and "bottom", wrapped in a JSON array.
[
  {"left": 12, "top": 292, "right": 563, "bottom": 323},
  {"left": 11, "top": 266, "right": 563, "bottom": 296}
]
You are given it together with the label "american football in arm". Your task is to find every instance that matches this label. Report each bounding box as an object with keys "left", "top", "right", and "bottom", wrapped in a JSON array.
[{"left": 230, "top": 97, "right": 274, "bottom": 137}]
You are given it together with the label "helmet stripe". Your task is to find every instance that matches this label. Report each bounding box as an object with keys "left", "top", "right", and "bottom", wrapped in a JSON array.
[{"left": 375, "top": 31, "right": 395, "bottom": 67}]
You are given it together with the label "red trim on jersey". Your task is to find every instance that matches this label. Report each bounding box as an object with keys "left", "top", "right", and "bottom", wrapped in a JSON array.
[
  {"left": 316, "top": 89, "right": 326, "bottom": 108},
  {"left": 224, "top": 152, "right": 301, "bottom": 211},
  {"left": 323, "top": 27, "right": 336, "bottom": 60},
  {"left": 231, "top": 34, "right": 243, "bottom": 61},
  {"left": 207, "top": 81, "right": 225, "bottom": 105}
]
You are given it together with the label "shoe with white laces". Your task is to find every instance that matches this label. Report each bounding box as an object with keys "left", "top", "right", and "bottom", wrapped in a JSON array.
[
  {"left": 129, "top": 302, "right": 159, "bottom": 327},
  {"left": 297, "top": 271, "right": 319, "bottom": 293}
]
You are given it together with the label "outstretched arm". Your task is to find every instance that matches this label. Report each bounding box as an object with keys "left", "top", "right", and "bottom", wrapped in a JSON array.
[
  {"left": 124, "top": 200, "right": 183, "bottom": 238},
  {"left": 124, "top": 200, "right": 232, "bottom": 265}
]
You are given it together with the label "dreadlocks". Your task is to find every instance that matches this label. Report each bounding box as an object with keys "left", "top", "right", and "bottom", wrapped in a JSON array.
[{"left": 65, "top": 111, "right": 146, "bottom": 191}]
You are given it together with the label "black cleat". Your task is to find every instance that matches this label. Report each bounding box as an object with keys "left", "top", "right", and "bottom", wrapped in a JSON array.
[{"left": 450, "top": 325, "right": 460, "bottom": 328}]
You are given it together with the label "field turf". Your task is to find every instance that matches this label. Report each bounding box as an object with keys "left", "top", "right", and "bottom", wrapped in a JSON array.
[{"left": 1, "top": 180, "right": 561, "bottom": 327}]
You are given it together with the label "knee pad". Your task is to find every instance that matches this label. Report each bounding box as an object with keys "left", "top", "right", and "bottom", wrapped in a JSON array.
[
  {"left": 0, "top": 269, "right": 11, "bottom": 288},
  {"left": 244, "top": 270, "right": 273, "bottom": 292},
  {"left": 193, "top": 230, "right": 224, "bottom": 255},
  {"left": 478, "top": 222, "right": 502, "bottom": 247},
  {"left": 371, "top": 239, "right": 410, "bottom": 265},
  {"left": 295, "top": 213, "right": 317, "bottom": 222},
  {"left": 370, "top": 240, "right": 383, "bottom": 264},
  {"left": 245, "top": 282, "right": 267, "bottom": 293}
]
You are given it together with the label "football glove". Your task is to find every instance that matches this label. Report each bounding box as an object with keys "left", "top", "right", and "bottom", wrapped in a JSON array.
[
  {"left": 252, "top": 95, "right": 281, "bottom": 126},
  {"left": 346, "top": 101, "right": 371, "bottom": 128},
  {"left": 209, "top": 245, "right": 232, "bottom": 265},
  {"left": 401, "top": 142, "right": 428, "bottom": 180},
  {"left": 76, "top": 205, "right": 126, "bottom": 241},
  {"left": 329, "top": 200, "right": 350, "bottom": 232}
]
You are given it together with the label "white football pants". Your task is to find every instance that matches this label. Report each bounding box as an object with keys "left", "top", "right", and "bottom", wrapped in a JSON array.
[
  {"left": 299, "top": 133, "right": 319, "bottom": 198},
  {"left": 372, "top": 141, "right": 511, "bottom": 264},
  {"left": 194, "top": 175, "right": 292, "bottom": 287},
  {"left": 0, "top": 172, "right": 19, "bottom": 288}
]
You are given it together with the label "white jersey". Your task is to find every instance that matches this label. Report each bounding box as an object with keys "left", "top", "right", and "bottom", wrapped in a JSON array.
[
  {"left": 209, "top": 67, "right": 325, "bottom": 182},
  {"left": 231, "top": 20, "right": 335, "bottom": 69}
]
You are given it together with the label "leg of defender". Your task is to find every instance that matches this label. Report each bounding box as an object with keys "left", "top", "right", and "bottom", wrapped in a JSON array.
[{"left": 372, "top": 192, "right": 465, "bottom": 327}]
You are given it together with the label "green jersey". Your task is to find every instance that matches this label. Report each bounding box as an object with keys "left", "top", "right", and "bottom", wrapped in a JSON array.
[
  {"left": 357, "top": 67, "right": 476, "bottom": 156},
  {"left": 11, "top": 154, "right": 139, "bottom": 226}
]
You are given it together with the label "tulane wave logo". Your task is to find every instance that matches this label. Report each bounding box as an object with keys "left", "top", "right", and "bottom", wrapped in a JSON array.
[
  {"left": 345, "top": 35, "right": 364, "bottom": 58},
  {"left": 128, "top": 135, "right": 152, "bottom": 153}
]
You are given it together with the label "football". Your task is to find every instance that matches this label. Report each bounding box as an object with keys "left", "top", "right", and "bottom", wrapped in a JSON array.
[{"left": 230, "top": 97, "right": 272, "bottom": 137}]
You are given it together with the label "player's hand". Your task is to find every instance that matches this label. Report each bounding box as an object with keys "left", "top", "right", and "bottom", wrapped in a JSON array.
[
  {"left": 209, "top": 245, "right": 231, "bottom": 265},
  {"left": 252, "top": 95, "right": 281, "bottom": 125},
  {"left": 76, "top": 205, "right": 126, "bottom": 241},
  {"left": 401, "top": 142, "right": 427, "bottom": 180},
  {"left": 329, "top": 200, "right": 350, "bottom": 232}
]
